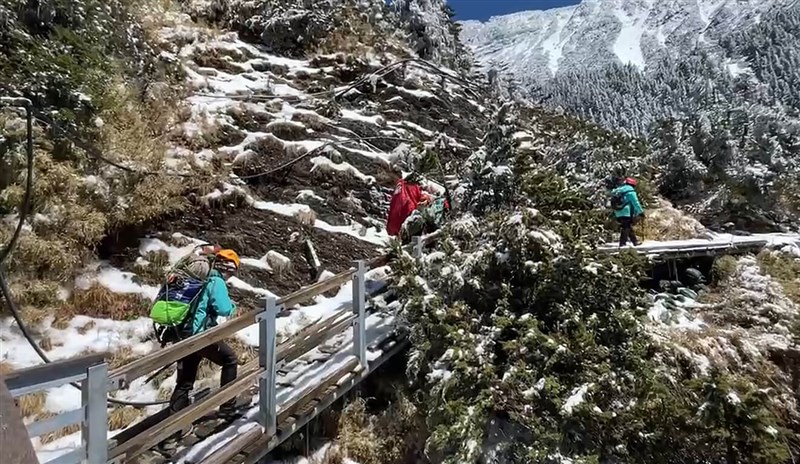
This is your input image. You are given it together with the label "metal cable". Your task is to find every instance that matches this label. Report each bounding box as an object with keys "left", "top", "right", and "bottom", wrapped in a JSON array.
[
  {"left": 0, "top": 98, "right": 34, "bottom": 266},
  {"left": 0, "top": 272, "right": 171, "bottom": 407},
  {"left": 0, "top": 99, "right": 171, "bottom": 407}
]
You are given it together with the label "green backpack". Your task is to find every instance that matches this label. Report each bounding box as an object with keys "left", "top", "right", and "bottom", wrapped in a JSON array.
[{"left": 149, "top": 246, "right": 217, "bottom": 344}]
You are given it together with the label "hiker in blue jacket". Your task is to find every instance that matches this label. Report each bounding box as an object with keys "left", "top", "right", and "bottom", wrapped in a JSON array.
[
  {"left": 611, "top": 177, "right": 645, "bottom": 247},
  {"left": 163, "top": 249, "right": 241, "bottom": 449}
]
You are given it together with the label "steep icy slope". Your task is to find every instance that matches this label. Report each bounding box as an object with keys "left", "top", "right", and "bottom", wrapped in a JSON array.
[{"left": 460, "top": 0, "right": 795, "bottom": 80}]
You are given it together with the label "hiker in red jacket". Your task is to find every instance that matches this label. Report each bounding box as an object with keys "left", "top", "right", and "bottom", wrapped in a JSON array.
[{"left": 386, "top": 173, "right": 432, "bottom": 237}]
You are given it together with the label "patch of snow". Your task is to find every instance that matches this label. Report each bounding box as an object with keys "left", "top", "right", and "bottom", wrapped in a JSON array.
[
  {"left": 240, "top": 257, "right": 273, "bottom": 272},
  {"left": 394, "top": 85, "right": 436, "bottom": 99},
  {"left": 340, "top": 109, "right": 384, "bottom": 126},
  {"left": 540, "top": 15, "right": 566, "bottom": 75},
  {"left": 227, "top": 276, "right": 277, "bottom": 298},
  {"left": 562, "top": 383, "right": 591, "bottom": 415},
  {"left": 265, "top": 251, "right": 292, "bottom": 272},
  {"left": 726, "top": 59, "right": 752, "bottom": 77},
  {"left": 295, "top": 189, "right": 325, "bottom": 203},
  {"left": 310, "top": 156, "right": 376, "bottom": 184},
  {"left": 613, "top": 9, "right": 646, "bottom": 69},
  {"left": 74, "top": 263, "right": 159, "bottom": 300}
]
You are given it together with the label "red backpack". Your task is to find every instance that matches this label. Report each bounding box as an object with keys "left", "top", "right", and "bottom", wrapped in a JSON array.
[{"left": 386, "top": 179, "right": 424, "bottom": 236}]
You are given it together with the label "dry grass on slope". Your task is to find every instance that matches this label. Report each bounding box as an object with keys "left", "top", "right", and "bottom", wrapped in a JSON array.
[
  {"left": 634, "top": 197, "right": 712, "bottom": 241},
  {"left": 757, "top": 249, "right": 800, "bottom": 305},
  {"left": 334, "top": 394, "right": 426, "bottom": 464}
]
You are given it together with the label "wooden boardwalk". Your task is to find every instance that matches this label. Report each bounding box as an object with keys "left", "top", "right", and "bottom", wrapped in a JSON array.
[
  {"left": 596, "top": 233, "right": 800, "bottom": 261},
  {"left": 174, "top": 311, "right": 406, "bottom": 464}
]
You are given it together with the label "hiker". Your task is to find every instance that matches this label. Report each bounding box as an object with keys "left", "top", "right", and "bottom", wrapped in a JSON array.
[
  {"left": 399, "top": 194, "right": 450, "bottom": 243},
  {"left": 611, "top": 176, "right": 645, "bottom": 247},
  {"left": 386, "top": 172, "right": 435, "bottom": 237},
  {"left": 162, "top": 248, "right": 241, "bottom": 447}
]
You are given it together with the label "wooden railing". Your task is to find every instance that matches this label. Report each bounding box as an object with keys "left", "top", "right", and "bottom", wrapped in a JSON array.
[
  {"left": 4, "top": 354, "right": 109, "bottom": 464},
  {"left": 104, "top": 234, "right": 435, "bottom": 463},
  {"left": 7, "top": 233, "right": 436, "bottom": 464}
]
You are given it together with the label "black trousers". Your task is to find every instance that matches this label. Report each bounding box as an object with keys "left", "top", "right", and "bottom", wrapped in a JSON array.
[
  {"left": 169, "top": 341, "right": 238, "bottom": 413},
  {"left": 617, "top": 216, "right": 639, "bottom": 246}
]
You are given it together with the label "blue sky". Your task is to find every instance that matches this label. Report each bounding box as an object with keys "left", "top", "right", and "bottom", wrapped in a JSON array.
[{"left": 448, "top": 0, "right": 581, "bottom": 21}]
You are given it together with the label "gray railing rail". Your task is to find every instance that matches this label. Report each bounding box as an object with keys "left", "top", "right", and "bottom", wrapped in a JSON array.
[
  {"left": 7, "top": 353, "right": 109, "bottom": 464},
  {"left": 255, "top": 259, "right": 369, "bottom": 435}
]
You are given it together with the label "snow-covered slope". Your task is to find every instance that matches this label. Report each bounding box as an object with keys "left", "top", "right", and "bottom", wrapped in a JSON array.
[{"left": 460, "top": 0, "right": 795, "bottom": 80}]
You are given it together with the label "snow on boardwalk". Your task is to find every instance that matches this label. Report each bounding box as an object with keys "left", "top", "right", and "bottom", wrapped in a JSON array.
[
  {"left": 172, "top": 310, "right": 400, "bottom": 463},
  {"left": 597, "top": 233, "right": 800, "bottom": 258}
]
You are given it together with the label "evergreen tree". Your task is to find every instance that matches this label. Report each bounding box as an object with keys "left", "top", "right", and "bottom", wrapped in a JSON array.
[{"left": 391, "top": 0, "right": 469, "bottom": 72}]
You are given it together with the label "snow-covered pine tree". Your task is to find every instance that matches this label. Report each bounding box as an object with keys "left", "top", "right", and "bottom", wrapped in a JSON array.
[
  {"left": 391, "top": 0, "right": 467, "bottom": 72},
  {"left": 457, "top": 102, "right": 519, "bottom": 215},
  {"left": 648, "top": 104, "right": 800, "bottom": 230}
]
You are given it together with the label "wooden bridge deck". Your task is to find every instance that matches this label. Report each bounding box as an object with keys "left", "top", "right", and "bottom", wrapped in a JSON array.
[
  {"left": 596, "top": 233, "right": 800, "bottom": 261},
  {"left": 171, "top": 310, "right": 404, "bottom": 464}
]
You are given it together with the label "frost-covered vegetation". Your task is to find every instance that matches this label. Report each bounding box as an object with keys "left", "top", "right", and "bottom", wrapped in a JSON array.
[
  {"left": 0, "top": 0, "right": 195, "bottom": 302},
  {"left": 468, "top": 3, "right": 800, "bottom": 232},
  {"left": 390, "top": 103, "right": 799, "bottom": 463}
]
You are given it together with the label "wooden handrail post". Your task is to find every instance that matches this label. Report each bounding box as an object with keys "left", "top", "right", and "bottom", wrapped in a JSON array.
[
  {"left": 258, "top": 297, "right": 278, "bottom": 436},
  {"left": 352, "top": 260, "right": 367, "bottom": 367},
  {"left": 83, "top": 363, "right": 108, "bottom": 464}
]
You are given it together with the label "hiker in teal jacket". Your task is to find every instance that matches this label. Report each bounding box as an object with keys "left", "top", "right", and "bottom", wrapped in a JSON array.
[
  {"left": 611, "top": 177, "right": 645, "bottom": 247},
  {"left": 164, "top": 249, "right": 241, "bottom": 450},
  {"left": 190, "top": 269, "right": 236, "bottom": 334}
]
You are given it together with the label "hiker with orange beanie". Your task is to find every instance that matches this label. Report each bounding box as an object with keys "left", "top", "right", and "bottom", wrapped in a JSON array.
[{"left": 162, "top": 248, "right": 242, "bottom": 449}]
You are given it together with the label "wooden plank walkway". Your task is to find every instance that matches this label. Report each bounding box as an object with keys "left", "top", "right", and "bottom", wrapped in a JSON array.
[
  {"left": 120, "top": 309, "right": 403, "bottom": 464},
  {"left": 596, "top": 233, "right": 800, "bottom": 261}
]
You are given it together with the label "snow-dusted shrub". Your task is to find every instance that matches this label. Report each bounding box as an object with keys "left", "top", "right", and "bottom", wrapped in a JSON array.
[
  {"left": 0, "top": 0, "right": 194, "bottom": 287},
  {"left": 391, "top": 104, "right": 793, "bottom": 464}
]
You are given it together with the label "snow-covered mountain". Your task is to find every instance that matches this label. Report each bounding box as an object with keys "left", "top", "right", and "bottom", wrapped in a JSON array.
[{"left": 460, "top": 0, "right": 797, "bottom": 81}]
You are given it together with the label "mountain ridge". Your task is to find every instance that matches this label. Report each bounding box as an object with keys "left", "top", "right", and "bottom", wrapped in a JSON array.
[{"left": 459, "top": 0, "right": 798, "bottom": 81}]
